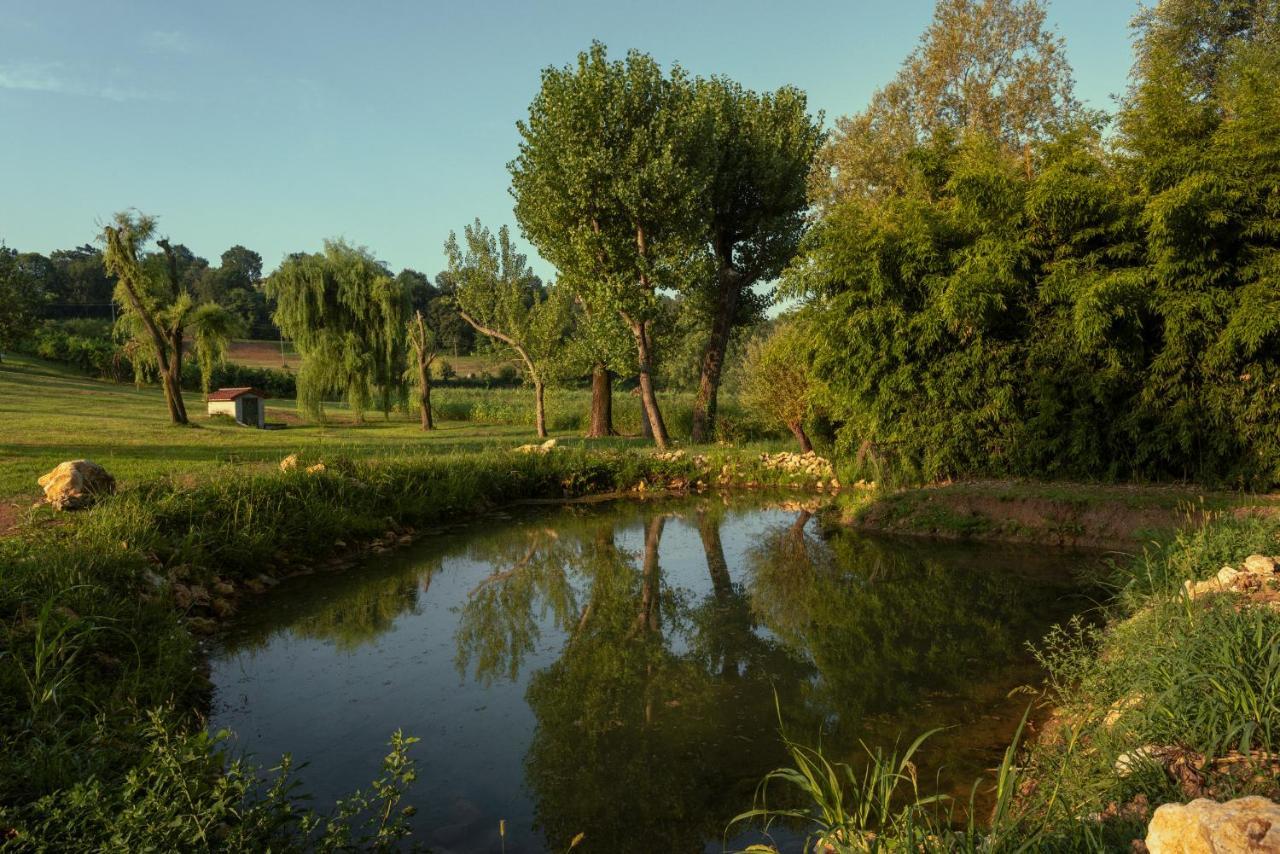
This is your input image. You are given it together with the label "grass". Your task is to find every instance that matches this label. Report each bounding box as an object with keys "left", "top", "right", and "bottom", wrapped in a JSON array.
[
  {"left": 0, "top": 395, "right": 835, "bottom": 849},
  {"left": 0, "top": 354, "right": 780, "bottom": 503}
]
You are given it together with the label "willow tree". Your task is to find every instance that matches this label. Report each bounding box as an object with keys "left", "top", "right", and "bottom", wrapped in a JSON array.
[
  {"left": 102, "top": 210, "right": 238, "bottom": 424},
  {"left": 511, "top": 41, "right": 711, "bottom": 449},
  {"left": 265, "top": 240, "right": 409, "bottom": 422},
  {"left": 688, "top": 77, "right": 823, "bottom": 442},
  {"left": 447, "top": 220, "right": 570, "bottom": 438}
]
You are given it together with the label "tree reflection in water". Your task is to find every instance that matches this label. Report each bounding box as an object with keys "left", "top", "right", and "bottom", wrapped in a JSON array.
[{"left": 217, "top": 497, "right": 1088, "bottom": 853}]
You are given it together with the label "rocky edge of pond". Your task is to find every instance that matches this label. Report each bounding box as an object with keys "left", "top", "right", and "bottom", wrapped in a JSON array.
[{"left": 34, "top": 449, "right": 848, "bottom": 637}]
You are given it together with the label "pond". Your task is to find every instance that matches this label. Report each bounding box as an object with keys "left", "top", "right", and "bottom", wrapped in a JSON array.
[{"left": 209, "top": 494, "right": 1096, "bottom": 853}]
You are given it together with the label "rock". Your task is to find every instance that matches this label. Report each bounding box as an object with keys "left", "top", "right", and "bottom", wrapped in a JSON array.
[
  {"left": 212, "top": 580, "right": 235, "bottom": 596},
  {"left": 540, "top": 438, "right": 557, "bottom": 450},
  {"left": 1115, "top": 745, "right": 1160, "bottom": 777},
  {"left": 305, "top": 463, "right": 326, "bottom": 475},
  {"left": 1146, "top": 796, "right": 1280, "bottom": 853},
  {"left": 186, "top": 617, "right": 218, "bottom": 636},
  {"left": 1244, "top": 554, "right": 1276, "bottom": 576},
  {"left": 211, "top": 597, "right": 236, "bottom": 619},
  {"left": 37, "top": 460, "right": 115, "bottom": 511},
  {"left": 279, "top": 454, "right": 300, "bottom": 472},
  {"left": 1216, "top": 566, "right": 1241, "bottom": 587}
]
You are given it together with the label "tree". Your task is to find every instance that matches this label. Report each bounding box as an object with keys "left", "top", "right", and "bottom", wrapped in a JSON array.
[
  {"left": 739, "top": 318, "right": 822, "bottom": 452},
  {"left": 447, "top": 220, "right": 570, "bottom": 438},
  {"left": 511, "top": 41, "right": 711, "bottom": 449},
  {"left": 406, "top": 310, "right": 439, "bottom": 430},
  {"left": 0, "top": 247, "right": 43, "bottom": 361},
  {"left": 814, "top": 0, "right": 1082, "bottom": 206},
  {"left": 102, "top": 211, "right": 238, "bottom": 424},
  {"left": 48, "top": 245, "right": 114, "bottom": 311},
  {"left": 265, "top": 240, "right": 410, "bottom": 422},
  {"left": 688, "top": 77, "right": 823, "bottom": 442},
  {"left": 564, "top": 295, "right": 634, "bottom": 437}
]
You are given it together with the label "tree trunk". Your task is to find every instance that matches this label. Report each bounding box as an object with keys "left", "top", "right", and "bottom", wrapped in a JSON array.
[
  {"left": 534, "top": 377, "right": 547, "bottom": 439},
  {"left": 628, "top": 318, "right": 670, "bottom": 449},
  {"left": 691, "top": 263, "right": 741, "bottom": 444},
  {"left": 163, "top": 327, "right": 188, "bottom": 424},
  {"left": 698, "top": 510, "right": 732, "bottom": 602},
  {"left": 788, "top": 419, "right": 813, "bottom": 453},
  {"left": 586, "top": 362, "right": 614, "bottom": 438},
  {"left": 419, "top": 359, "right": 434, "bottom": 431},
  {"left": 161, "top": 370, "right": 188, "bottom": 424},
  {"left": 634, "top": 514, "right": 665, "bottom": 636}
]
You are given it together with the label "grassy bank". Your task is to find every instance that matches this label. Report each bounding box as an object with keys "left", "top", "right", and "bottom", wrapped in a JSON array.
[
  {"left": 736, "top": 510, "right": 1280, "bottom": 851},
  {"left": 0, "top": 355, "right": 780, "bottom": 504},
  {"left": 0, "top": 445, "right": 834, "bottom": 849}
]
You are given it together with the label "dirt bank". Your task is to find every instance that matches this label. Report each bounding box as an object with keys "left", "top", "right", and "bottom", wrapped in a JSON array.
[{"left": 848, "top": 480, "right": 1280, "bottom": 550}]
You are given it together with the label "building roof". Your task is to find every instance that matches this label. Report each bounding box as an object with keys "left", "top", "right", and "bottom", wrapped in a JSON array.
[{"left": 207, "top": 387, "right": 269, "bottom": 402}]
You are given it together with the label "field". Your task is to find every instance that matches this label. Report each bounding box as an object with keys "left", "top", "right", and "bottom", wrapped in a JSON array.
[
  {"left": 226, "top": 338, "right": 510, "bottom": 378},
  {"left": 0, "top": 354, "right": 778, "bottom": 509},
  {"left": 0, "top": 355, "right": 639, "bottom": 505}
]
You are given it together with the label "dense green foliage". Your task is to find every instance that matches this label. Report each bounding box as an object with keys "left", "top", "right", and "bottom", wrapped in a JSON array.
[{"left": 792, "top": 0, "right": 1280, "bottom": 485}]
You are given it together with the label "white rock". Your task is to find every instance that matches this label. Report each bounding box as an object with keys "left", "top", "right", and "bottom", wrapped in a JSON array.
[
  {"left": 37, "top": 460, "right": 115, "bottom": 511},
  {"left": 1243, "top": 554, "right": 1276, "bottom": 576},
  {"left": 1146, "top": 796, "right": 1280, "bottom": 853}
]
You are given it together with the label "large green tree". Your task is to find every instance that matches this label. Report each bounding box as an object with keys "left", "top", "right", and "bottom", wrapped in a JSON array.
[
  {"left": 688, "top": 77, "right": 823, "bottom": 441},
  {"left": 447, "top": 220, "right": 570, "bottom": 438},
  {"left": 265, "top": 240, "right": 410, "bottom": 422},
  {"left": 510, "top": 41, "right": 711, "bottom": 449}
]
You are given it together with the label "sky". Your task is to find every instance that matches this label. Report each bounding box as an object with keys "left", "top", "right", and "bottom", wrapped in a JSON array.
[{"left": 0, "top": 0, "right": 1141, "bottom": 280}]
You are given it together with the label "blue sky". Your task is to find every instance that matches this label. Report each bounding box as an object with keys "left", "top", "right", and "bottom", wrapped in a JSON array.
[{"left": 0, "top": 0, "right": 1139, "bottom": 279}]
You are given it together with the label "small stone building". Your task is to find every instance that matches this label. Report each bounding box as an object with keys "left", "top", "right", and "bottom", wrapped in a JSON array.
[{"left": 207, "top": 387, "right": 268, "bottom": 428}]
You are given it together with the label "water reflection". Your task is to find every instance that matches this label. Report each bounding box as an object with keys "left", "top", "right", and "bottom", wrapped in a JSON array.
[{"left": 211, "top": 497, "right": 1089, "bottom": 853}]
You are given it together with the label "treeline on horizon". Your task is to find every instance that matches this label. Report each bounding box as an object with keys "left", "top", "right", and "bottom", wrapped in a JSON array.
[{"left": 3, "top": 0, "right": 1279, "bottom": 484}]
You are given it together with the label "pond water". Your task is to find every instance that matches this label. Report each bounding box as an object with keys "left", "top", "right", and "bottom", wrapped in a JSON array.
[{"left": 209, "top": 494, "right": 1095, "bottom": 853}]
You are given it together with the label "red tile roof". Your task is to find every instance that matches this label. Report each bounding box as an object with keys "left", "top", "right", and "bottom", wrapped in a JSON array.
[{"left": 207, "top": 387, "right": 268, "bottom": 402}]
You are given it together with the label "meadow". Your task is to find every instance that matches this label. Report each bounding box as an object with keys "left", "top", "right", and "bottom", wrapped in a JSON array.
[{"left": 0, "top": 354, "right": 773, "bottom": 505}]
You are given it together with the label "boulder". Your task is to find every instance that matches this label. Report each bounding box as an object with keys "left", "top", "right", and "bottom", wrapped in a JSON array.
[
  {"left": 1146, "top": 796, "right": 1280, "bottom": 853},
  {"left": 37, "top": 460, "right": 115, "bottom": 511},
  {"left": 1244, "top": 554, "right": 1277, "bottom": 576},
  {"left": 279, "top": 454, "right": 300, "bottom": 472}
]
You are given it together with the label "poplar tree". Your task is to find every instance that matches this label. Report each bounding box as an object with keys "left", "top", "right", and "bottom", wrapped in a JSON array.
[
  {"left": 447, "top": 220, "right": 570, "bottom": 438},
  {"left": 265, "top": 240, "right": 409, "bottom": 422},
  {"left": 511, "top": 42, "right": 711, "bottom": 449},
  {"left": 688, "top": 77, "right": 823, "bottom": 442}
]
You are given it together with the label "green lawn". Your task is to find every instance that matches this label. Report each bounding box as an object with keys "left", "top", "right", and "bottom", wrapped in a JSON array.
[{"left": 0, "top": 355, "right": 642, "bottom": 501}]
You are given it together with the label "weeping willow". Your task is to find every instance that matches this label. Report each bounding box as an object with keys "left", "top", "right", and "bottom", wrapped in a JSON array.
[{"left": 265, "top": 240, "right": 410, "bottom": 422}]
